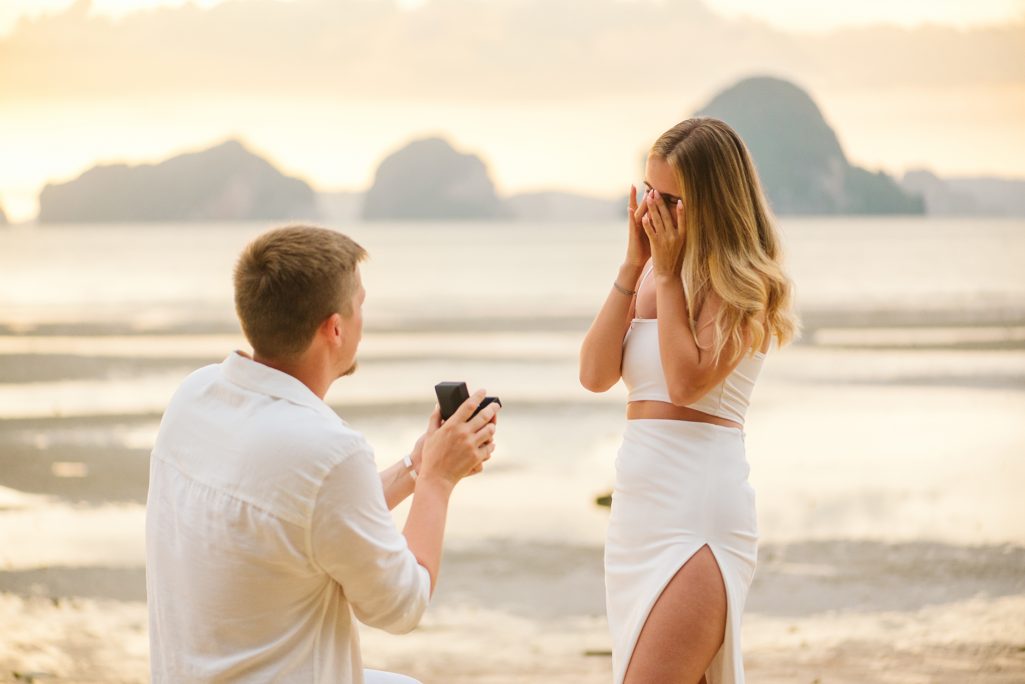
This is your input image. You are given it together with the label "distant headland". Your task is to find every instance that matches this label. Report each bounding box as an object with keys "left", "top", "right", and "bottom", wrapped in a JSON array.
[
  {"left": 22, "top": 77, "right": 1025, "bottom": 223},
  {"left": 362, "top": 137, "right": 504, "bottom": 221},
  {"left": 696, "top": 76, "right": 922, "bottom": 215},
  {"left": 38, "top": 140, "right": 318, "bottom": 223}
]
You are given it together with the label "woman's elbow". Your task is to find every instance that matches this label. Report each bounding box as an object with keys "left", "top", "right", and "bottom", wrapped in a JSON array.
[
  {"left": 667, "top": 382, "right": 703, "bottom": 407},
  {"left": 579, "top": 367, "right": 617, "bottom": 393}
]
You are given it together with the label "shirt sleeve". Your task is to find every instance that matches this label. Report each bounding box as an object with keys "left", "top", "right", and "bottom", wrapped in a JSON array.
[{"left": 310, "top": 442, "right": 431, "bottom": 634}]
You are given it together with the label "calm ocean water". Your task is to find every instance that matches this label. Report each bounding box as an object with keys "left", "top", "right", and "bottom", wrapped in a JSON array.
[{"left": 1, "top": 216, "right": 1023, "bottom": 330}]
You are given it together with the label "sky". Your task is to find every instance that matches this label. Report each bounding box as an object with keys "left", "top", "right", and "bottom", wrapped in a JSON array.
[{"left": 1, "top": 0, "right": 1024, "bottom": 222}]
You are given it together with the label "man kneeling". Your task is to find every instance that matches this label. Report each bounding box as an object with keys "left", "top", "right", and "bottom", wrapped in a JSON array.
[{"left": 146, "top": 225, "right": 499, "bottom": 683}]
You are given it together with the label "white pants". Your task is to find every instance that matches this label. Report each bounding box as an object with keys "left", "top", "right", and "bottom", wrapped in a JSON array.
[{"left": 365, "top": 670, "right": 422, "bottom": 684}]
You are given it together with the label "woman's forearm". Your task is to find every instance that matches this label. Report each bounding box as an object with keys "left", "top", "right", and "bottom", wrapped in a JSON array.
[
  {"left": 654, "top": 273, "right": 704, "bottom": 404},
  {"left": 579, "top": 262, "right": 644, "bottom": 392}
]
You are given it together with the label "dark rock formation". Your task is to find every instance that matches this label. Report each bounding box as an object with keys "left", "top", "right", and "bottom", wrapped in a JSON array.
[
  {"left": 696, "top": 76, "right": 923, "bottom": 215},
  {"left": 38, "top": 139, "right": 318, "bottom": 223},
  {"left": 362, "top": 137, "right": 502, "bottom": 221}
]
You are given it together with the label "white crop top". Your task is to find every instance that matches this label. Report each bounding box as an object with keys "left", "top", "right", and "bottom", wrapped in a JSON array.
[
  {"left": 621, "top": 262, "right": 764, "bottom": 424},
  {"left": 621, "top": 319, "right": 765, "bottom": 424}
]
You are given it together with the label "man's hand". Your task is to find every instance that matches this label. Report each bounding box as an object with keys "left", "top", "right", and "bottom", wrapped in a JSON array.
[
  {"left": 404, "top": 389, "right": 500, "bottom": 594},
  {"left": 419, "top": 389, "right": 499, "bottom": 488}
]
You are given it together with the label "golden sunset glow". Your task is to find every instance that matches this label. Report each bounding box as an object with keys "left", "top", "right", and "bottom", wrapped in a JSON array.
[{"left": 1, "top": 0, "right": 1023, "bottom": 222}]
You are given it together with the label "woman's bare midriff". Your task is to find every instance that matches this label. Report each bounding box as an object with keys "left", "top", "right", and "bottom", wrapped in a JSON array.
[{"left": 626, "top": 400, "right": 742, "bottom": 430}]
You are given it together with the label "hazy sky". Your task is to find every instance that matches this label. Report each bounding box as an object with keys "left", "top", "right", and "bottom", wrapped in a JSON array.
[{"left": 1, "top": 0, "right": 1023, "bottom": 221}]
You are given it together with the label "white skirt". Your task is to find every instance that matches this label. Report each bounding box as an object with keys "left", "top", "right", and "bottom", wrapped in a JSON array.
[{"left": 605, "top": 419, "right": 758, "bottom": 684}]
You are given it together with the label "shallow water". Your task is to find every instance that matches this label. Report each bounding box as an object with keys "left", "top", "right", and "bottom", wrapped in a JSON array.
[{"left": 2, "top": 217, "right": 1024, "bottom": 328}]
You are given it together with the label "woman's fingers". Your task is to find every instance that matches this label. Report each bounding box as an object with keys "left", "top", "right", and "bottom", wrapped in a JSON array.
[
  {"left": 634, "top": 187, "right": 648, "bottom": 223},
  {"left": 645, "top": 193, "right": 663, "bottom": 234},
  {"left": 649, "top": 190, "right": 679, "bottom": 234},
  {"left": 675, "top": 199, "right": 685, "bottom": 237},
  {"left": 628, "top": 185, "right": 640, "bottom": 233},
  {"left": 640, "top": 213, "right": 656, "bottom": 241},
  {"left": 645, "top": 203, "right": 662, "bottom": 238},
  {"left": 636, "top": 188, "right": 686, "bottom": 276},
  {"left": 634, "top": 203, "right": 646, "bottom": 227},
  {"left": 652, "top": 191, "right": 675, "bottom": 231}
]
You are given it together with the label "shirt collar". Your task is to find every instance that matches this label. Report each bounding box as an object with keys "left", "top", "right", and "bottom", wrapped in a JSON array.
[{"left": 220, "top": 351, "right": 338, "bottom": 419}]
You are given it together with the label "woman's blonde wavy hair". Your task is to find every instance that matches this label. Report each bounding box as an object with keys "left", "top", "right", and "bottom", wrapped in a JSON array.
[{"left": 651, "top": 117, "right": 800, "bottom": 363}]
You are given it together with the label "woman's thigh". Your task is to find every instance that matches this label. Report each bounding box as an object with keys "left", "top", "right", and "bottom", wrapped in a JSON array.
[{"left": 623, "top": 544, "right": 727, "bottom": 684}]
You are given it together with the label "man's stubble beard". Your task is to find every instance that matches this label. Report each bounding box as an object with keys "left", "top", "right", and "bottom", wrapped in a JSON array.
[{"left": 340, "top": 359, "right": 358, "bottom": 378}]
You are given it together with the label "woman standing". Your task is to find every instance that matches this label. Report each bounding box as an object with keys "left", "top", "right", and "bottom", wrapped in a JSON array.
[{"left": 580, "top": 118, "right": 798, "bottom": 684}]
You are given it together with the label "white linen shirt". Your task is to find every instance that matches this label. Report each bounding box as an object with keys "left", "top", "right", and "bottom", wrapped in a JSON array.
[{"left": 146, "top": 352, "right": 430, "bottom": 683}]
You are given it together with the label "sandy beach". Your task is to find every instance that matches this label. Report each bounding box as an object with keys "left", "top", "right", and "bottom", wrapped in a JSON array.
[{"left": 2, "top": 534, "right": 1023, "bottom": 682}]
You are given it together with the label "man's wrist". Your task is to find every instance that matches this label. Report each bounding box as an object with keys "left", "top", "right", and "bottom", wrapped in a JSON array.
[{"left": 414, "top": 472, "right": 456, "bottom": 498}]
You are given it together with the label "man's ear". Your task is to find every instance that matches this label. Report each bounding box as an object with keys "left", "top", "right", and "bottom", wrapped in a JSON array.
[{"left": 323, "top": 312, "right": 344, "bottom": 347}]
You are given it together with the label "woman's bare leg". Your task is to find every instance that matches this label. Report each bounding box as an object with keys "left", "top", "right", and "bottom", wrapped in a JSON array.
[{"left": 623, "top": 545, "right": 727, "bottom": 684}]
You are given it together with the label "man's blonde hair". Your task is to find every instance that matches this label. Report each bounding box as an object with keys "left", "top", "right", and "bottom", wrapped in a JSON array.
[{"left": 234, "top": 225, "right": 367, "bottom": 360}]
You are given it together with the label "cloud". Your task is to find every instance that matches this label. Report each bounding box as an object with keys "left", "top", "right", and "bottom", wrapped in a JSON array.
[{"left": 1, "top": 0, "right": 1021, "bottom": 103}]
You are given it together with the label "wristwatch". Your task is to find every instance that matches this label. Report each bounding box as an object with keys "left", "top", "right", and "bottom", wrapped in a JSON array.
[{"left": 402, "top": 453, "right": 418, "bottom": 480}]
